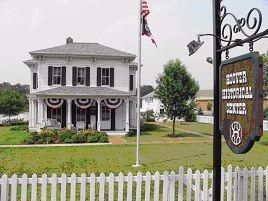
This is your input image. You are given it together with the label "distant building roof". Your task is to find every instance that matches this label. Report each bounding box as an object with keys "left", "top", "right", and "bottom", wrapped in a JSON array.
[
  {"left": 142, "top": 91, "right": 155, "bottom": 99},
  {"left": 33, "top": 86, "right": 132, "bottom": 97},
  {"left": 30, "top": 39, "right": 136, "bottom": 59},
  {"left": 196, "top": 90, "right": 213, "bottom": 100}
]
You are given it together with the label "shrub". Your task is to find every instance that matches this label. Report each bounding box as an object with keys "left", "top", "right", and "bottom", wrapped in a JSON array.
[
  {"left": 141, "top": 123, "right": 158, "bottom": 131},
  {"left": 126, "top": 130, "right": 136, "bottom": 137},
  {"left": 184, "top": 110, "right": 197, "bottom": 122},
  {"left": 72, "top": 133, "right": 87, "bottom": 143},
  {"left": 146, "top": 118, "right": 156, "bottom": 122},
  {"left": 99, "top": 135, "right": 109, "bottom": 143},
  {"left": 264, "top": 108, "right": 268, "bottom": 120},
  {"left": 10, "top": 126, "right": 21, "bottom": 131},
  {"left": 58, "top": 129, "right": 76, "bottom": 143},
  {"left": 80, "top": 129, "right": 96, "bottom": 137},
  {"left": 24, "top": 138, "right": 35, "bottom": 144},
  {"left": 64, "top": 138, "right": 75, "bottom": 143},
  {"left": 88, "top": 135, "right": 99, "bottom": 143},
  {"left": 207, "top": 102, "right": 213, "bottom": 111}
]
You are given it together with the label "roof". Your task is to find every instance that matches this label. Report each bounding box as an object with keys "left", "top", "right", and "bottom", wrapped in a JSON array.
[
  {"left": 196, "top": 90, "right": 213, "bottom": 100},
  {"left": 142, "top": 91, "right": 155, "bottom": 99},
  {"left": 33, "top": 86, "right": 132, "bottom": 97},
  {"left": 30, "top": 42, "right": 136, "bottom": 58},
  {"left": 23, "top": 59, "right": 37, "bottom": 65}
]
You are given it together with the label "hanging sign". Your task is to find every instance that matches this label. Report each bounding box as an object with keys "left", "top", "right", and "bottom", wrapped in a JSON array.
[{"left": 220, "top": 52, "right": 263, "bottom": 154}]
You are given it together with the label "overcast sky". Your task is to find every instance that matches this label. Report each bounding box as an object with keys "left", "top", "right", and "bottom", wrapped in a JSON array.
[{"left": 0, "top": 0, "right": 268, "bottom": 89}]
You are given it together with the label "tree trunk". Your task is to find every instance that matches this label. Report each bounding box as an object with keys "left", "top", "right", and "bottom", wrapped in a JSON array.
[{"left": 172, "top": 116, "right": 176, "bottom": 136}]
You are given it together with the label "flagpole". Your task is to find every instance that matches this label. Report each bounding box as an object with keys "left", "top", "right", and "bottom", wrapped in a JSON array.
[{"left": 133, "top": 0, "right": 142, "bottom": 167}]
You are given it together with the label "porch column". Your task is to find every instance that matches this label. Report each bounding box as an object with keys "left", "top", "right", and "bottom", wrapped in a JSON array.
[
  {"left": 97, "top": 99, "right": 101, "bottom": 131},
  {"left": 125, "top": 98, "right": 130, "bottom": 132},
  {"left": 32, "top": 99, "right": 36, "bottom": 127},
  {"left": 67, "top": 99, "right": 72, "bottom": 129},
  {"left": 37, "top": 98, "right": 44, "bottom": 129},
  {"left": 28, "top": 98, "right": 32, "bottom": 128}
]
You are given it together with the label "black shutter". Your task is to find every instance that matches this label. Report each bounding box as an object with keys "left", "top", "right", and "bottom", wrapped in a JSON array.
[
  {"left": 33, "top": 73, "right": 37, "bottom": 89},
  {"left": 86, "top": 67, "right": 90, "bottom": 86},
  {"left": 97, "top": 67, "right": 101, "bottom": 86},
  {"left": 110, "top": 68, "right": 114, "bottom": 87},
  {"left": 72, "top": 102, "right": 76, "bottom": 128},
  {"left": 48, "top": 66, "right": 53, "bottom": 86},
  {"left": 130, "top": 75, "right": 134, "bottom": 91},
  {"left": 61, "top": 66, "right": 66, "bottom": 86},
  {"left": 72, "top": 67, "right": 77, "bottom": 86}
]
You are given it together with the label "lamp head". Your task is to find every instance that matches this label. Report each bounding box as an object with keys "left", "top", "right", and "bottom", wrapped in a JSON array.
[
  {"left": 206, "top": 57, "right": 213, "bottom": 64},
  {"left": 187, "top": 37, "right": 204, "bottom": 56}
]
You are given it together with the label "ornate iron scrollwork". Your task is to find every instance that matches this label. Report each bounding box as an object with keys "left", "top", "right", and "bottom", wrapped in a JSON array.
[{"left": 220, "top": 2, "right": 263, "bottom": 49}]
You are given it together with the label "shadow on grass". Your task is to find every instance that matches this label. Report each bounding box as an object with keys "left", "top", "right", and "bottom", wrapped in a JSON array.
[{"left": 164, "top": 133, "right": 200, "bottom": 138}]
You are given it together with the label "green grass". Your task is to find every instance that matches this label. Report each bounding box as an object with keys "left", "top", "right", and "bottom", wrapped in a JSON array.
[
  {"left": 1, "top": 140, "right": 268, "bottom": 176},
  {"left": 0, "top": 126, "right": 30, "bottom": 145},
  {"left": 123, "top": 124, "right": 208, "bottom": 143},
  {"left": 163, "top": 121, "right": 214, "bottom": 135}
]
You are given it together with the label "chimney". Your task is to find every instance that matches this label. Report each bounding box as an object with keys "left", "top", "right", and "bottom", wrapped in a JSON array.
[{"left": 66, "top": 37, "right": 73, "bottom": 44}]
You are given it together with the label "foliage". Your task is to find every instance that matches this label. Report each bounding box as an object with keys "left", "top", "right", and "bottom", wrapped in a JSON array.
[
  {"left": 10, "top": 124, "right": 28, "bottom": 131},
  {"left": 126, "top": 130, "right": 136, "bottom": 137},
  {"left": 207, "top": 102, "right": 213, "bottom": 111},
  {"left": 0, "top": 82, "right": 29, "bottom": 113},
  {"left": 0, "top": 89, "right": 25, "bottom": 122},
  {"left": 262, "top": 54, "right": 268, "bottom": 97},
  {"left": 184, "top": 109, "right": 197, "bottom": 122},
  {"left": 140, "top": 85, "right": 154, "bottom": 97},
  {"left": 141, "top": 110, "right": 156, "bottom": 122},
  {"left": 264, "top": 108, "right": 268, "bottom": 120},
  {"left": 0, "top": 120, "right": 28, "bottom": 127},
  {"left": 155, "top": 59, "right": 199, "bottom": 135},
  {"left": 141, "top": 123, "right": 159, "bottom": 131},
  {"left": 24, "top": 129, "right": 109, "bottom": 144}
]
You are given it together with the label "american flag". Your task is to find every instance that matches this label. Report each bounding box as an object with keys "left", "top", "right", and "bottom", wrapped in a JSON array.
[{"left": 141, "top": 0, "right": 157, "bottom": 47}]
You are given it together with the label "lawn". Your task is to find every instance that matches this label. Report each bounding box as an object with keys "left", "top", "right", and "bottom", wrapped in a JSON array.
[
  {"left": 123, "top": 124, "right": 209, "bottom": 143},
  {"left": 0, "top": 126, "right": 30, "bottom": 145},
  {"left": 1, "top": 140, "right": 268, "bottom": 176}
]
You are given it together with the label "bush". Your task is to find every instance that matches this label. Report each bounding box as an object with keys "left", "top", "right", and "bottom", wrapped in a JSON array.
[
  {"left": 58, "top": 129, "right": 76, "bottom": 143},
  {"left": 146, "top": 118, "right": 156, "bottom": 122},
  {"left": 184, "top": 110, "right": 197, "bottom": 122},
  {"left": 72, "top": 133, "right": 87, "bottom": 143},
  {"left": 264, "top": 108, "right": 268, "bottom": 120},
  {"left": 87, "top": 132, "right": 109, "bottom": 143},
  {"left": 99, "top": 135, "right": 109, "bottom": 143},
  {"left": 141, "top": 123, "right": 158, "bottom": 131},
  {"left": 80, "top": 129, "right": 97, "bottom": 137},
  {"left": 88, "top": 135, "right": 99, "bottom": 143},
  {"left": 207, "top": 102, "right": 213, "bottom": 111},
  {"left": 126, "top": 130, "right": 136, "bottom": 137}
]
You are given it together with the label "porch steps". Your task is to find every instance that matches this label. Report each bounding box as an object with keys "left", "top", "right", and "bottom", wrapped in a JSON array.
[{"left": 106, "top": 131, "right": 127, "bottom": 136}]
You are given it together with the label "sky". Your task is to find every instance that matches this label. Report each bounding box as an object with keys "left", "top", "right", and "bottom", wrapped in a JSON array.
[{"left": 0, "top": 0, "right": 268, "bottom": 89}]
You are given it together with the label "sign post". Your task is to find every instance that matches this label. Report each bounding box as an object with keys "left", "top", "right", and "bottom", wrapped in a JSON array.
[{"left": 220, "top": 52, "right": 263, "bottom": 153}]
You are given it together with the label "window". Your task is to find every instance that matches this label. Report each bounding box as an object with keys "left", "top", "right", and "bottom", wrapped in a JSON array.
[
  {"left": 101, "top": 105, "right": 110, "bottom": 121},
  {"left": 53, "top": 67, "right": 61, "bottom": 85},
  {"left": 146, "top": 98, "right": 153, "bottom": 103},
  {"left": 76, "top": 108, "right": 86, "bottom": 122},
  {"left": 33, "top": 73, "right": 38, "bottom": 89},
  {"left": 77, "top": 68, "right": 85, "bottom": 85},
  {"left": 51, "top": 108, "right": 62, "bottom": 123},
  {"left": 101, "top": 68, "right": 110, "bottom": 85}
]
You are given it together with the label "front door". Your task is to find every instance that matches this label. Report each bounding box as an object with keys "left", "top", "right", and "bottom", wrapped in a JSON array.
[{"left": 111, "top": 108, "right": 115, "bottom": 130}]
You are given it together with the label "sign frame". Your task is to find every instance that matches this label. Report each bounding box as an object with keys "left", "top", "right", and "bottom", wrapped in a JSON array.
[{"left": 219, "top": 52, "right": 263, "bottom": 154}]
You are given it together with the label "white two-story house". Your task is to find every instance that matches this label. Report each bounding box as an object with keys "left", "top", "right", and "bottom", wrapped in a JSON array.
[{"left": 24, "top": 37, "right": 137, "bottom": 132}]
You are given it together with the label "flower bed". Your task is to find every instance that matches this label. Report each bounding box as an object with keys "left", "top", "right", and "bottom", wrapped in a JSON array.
[{"left": 24, "top": 129, "right": 109, "bottom": 144}]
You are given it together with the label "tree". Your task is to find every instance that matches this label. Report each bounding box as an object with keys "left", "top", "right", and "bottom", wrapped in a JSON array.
[
  {"left": 262, "top": 54, "right": 268, "bottom": 97},
  {"left": 0, "top": 89, "right": 25, "bottom": 123},
  {"left": 140, "top": 85, "right": 154, "bottom": 97},
  {"left": 207, "top": 102, "right": 213, "bottom": 111},
  {"left": 155, "top": 59, "right": 199, "bottom": 136}
]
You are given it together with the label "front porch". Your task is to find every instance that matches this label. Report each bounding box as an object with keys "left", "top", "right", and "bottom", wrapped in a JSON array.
[{"left": 28, "top": 96, "right": 136, "bottom": 133}]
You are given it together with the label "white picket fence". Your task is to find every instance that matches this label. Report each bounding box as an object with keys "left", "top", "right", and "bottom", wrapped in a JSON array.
[
  {"left": 196, "top": 115, "right": 268, "bottom": 131},
  {"left": 0, "top": 165, "right": 268, "bottom": 201}
]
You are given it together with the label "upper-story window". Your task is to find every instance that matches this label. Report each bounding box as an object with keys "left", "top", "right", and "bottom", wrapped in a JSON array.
[
  {"left": 77, "top": 68, "right": 85, "bottom": 85},
  {"left": 53, "top": 67, "right": 61, "bottom": 85},
  {"left": 101, "top": 68, "right": 110, "bottom": 85}
]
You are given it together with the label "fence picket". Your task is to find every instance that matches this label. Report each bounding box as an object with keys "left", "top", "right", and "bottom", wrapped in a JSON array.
[
  {"left": 145, "top": 172, "right": 151, "bottom": 201},
  {"left": 251, "top": 167, "right": 256, "bottom": 201},
  {"left": 41, "top": 174, "right": 47, "bottom": 201},
  {"left": 234, "top": 166, "right": 239, "bottom": 201},
  {"left": 195, "top": 170, "right": 200, "bottom": 201},
  {"left": 21, "top": 174, "right": 28, "bottom": 201},
  {"left": 154, "top": 171, "right": 160, "bottom": 201},
  {"left": 243, "top": 167, "right": 248, "bottom": 201},
  {"left": 90, "top": 173, "right": 96, "bottom": 201},
  {"left": 99, "top": 173, "right": 106, "bottom": 201},
  {"left": 258, "top": 167, "right": 264, "bottom": 201},
  {"left": 202, "top": 169, "right": 208, "bottom": 201},
  {"left": 70, "top": 173, "right": 76, "bottom": 201},
  {"left": 51, "top": 173, "right": 57, "bottom": 201},
  {"left": 80, "top": 173, "right": 86, "bottom": 201},
  {"left": 109, "top": 173, "right": 115, "bottom": 201},
  {"left": 186, "top": 168, "right": 192, "bottom": 201},
  {"left": 227, "top": 165, "right": 232, "bottom": 201},
  {"left": 60, "top": 173, "right": 67, "bottom": 201},
  {"left": 1, "top": 174, "right": 8, "bottom": 201},
  {"left": 126, "top": 172, "right": 132, "bottom": 201},
  {"left": 136, "top": 172, "right": 142, "bottom": 201},
  {"left": 31, "top": 174, "right": 37, "bottom": 201},
  {"left": 10, "top": 174, "right": 17, "bottom": 201},
  {"left": 178, "top": 166, "right": 184, "bottom": 201},
  {"left": 221, "top": 167, "right": 225, "bottom": 201},
  {"left": 118, "top": 173, "right": 124, "bottom": 201},
  {"left": 162, "top": 171, "right": 169, "bottom": 201},
  {"left": 169, "top": 171, "right": 176, "bottom": 201}
]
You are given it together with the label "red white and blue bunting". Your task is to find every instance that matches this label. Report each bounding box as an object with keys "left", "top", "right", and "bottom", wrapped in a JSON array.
[
  {"left": 74, "top": 99, "right": 93, "bottom": 109},
  {"left": 103, "top": 98, "right": 123, "bottom": 109},
  {"left": 45, "top": 98, "right": 64, "bottom": 109}
]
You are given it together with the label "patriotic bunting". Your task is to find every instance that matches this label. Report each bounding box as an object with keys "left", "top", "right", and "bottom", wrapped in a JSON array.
[
  {"left": 45, "top": 98, "right": 64, "bottom": 109},
  {"left": 103, "top": 99, "right": 123, "bottom": 109},
  {"left": 74, "top": 99, "right": 93, "bottom": 109}
]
